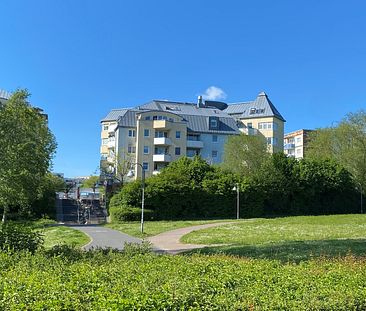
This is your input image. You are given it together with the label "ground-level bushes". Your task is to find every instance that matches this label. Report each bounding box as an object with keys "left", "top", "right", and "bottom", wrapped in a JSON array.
[
  {"left": 0, "top": 251, "right": 366, "bottom": 310},
  {"left": 110, "top": 156, "right": 360, "bottom": 220}
]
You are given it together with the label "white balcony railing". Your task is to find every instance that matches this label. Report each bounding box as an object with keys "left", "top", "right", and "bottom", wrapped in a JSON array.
[
  {"left": 186, "top": 140, "right": 204, "bottom": 148},
  {"left": 154, "top": 137, "right": 172, "bottom": 145},
  {"left": 153, "top": 154, "right": 172, "bottom": 162},
  {"left": 284, "top": 143, "right": 295, "bottom": 150},
  {"left": 107, "top": 140, "right": 115, "bottom": 148}
]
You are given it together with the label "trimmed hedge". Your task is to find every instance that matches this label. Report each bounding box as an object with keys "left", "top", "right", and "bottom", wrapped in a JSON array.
[{"left": 110, "top": 206, "right": 155, "bottom": 222}]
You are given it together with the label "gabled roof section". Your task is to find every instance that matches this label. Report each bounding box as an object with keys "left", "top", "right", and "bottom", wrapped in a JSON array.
[
  {"left": 101, "top": 108, "right": 130, "bottom": 122},
  {"left": 0, "top": 89, "right": 11, "bottom": 100},
  {"left": 225, "top": 92, "right": 285, "bottom": 122}
]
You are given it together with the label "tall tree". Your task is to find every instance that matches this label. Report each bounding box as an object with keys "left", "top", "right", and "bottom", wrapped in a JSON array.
[
  {"left": 0, "top": 90, "right": 56, "bottom": 222},
  {"left": 307, "top": 110, "right": 366, "bottom": 192},
  {"left": 222, "top": 133, "right": 269, "bottom": 176}
]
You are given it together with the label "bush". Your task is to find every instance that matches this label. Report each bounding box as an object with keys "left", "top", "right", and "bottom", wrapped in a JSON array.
[
  {"left": 0, "top": 223, "right": 44, "bottom": 253},
  {"left": 110, "top": 206, "right": 155, "bottom": 222}
]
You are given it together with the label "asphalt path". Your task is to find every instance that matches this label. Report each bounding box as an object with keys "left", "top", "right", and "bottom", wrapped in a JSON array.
[{"left": 69, "top": 225, "right": 142, "bottom": 250}]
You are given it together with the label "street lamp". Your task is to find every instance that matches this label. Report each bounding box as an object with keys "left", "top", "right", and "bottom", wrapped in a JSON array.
[
  {"left": 356, "top": 181, "right": 363, "bottom": 214},
  {"left": 127, "top": 162, "right": 145, "bottom": 233},
  {"left": 232, "top": 183, "right": 240, "bottom": 220}
]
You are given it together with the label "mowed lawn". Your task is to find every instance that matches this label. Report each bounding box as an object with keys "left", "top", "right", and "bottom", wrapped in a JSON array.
[
  {"left": 182, "top": 214, "right": 366, "bottom": 261},
  {"left": 105, "top": 219, "right": 236, "bottom": 238},
  {"left": 41, "top": 226, "right": 90, "bottom": 249}
]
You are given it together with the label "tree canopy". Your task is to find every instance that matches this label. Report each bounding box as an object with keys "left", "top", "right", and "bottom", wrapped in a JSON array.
[
  {"left": 307, "top": 110, "right": 366, "bottom": 192},
  {"left": 0, "top": 90, "right": 56, "bottom": 221},
  {"left": 222, "top": 133, "right": 269, "bottom": 176}
]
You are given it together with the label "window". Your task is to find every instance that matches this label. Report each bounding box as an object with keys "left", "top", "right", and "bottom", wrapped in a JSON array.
[
  {"left": 101, "top": 154, "right": 108, "bottom": 160},
  {"left": 103, "top": 125, "right": 108, "bottom": 130},
  {"left": 143, "top": 162, "right": 149, "bottom": 170},
  {"left": 155, "top": 131, "right": 168, "bottom": 138},
  {"left": 210, "top": 119, "right": 218, "bottom": 128},
  {"left": 259, "top": 122, "right": 276, "bottom": 130},
  {"left": 144, "top": 129, "right": 150, "bottom": 137},
  {"left": 175, "top": 147, "right": 181, "bottom": 155},
  {"left": 176, "top": 131, "right": 181, "bottom": 139},
  {"left": 144, "top": 146, "right": 149, "bottom": 154},
  {"left": 128, "top": 129, "right": 136, "bottom": 137},
  {"left": 145, "top": 116, "right": 151, "bottom": 120},
  {"left": 102, "top": 138, "right": 108, "bottom": 145},
  {"left": 212, "top": 135, "right": 218, "bottom": 142},
  {"left": 266, "top": 137, "right": 272, "bottom": 145},
  {"left": 212, "top": 150, "right": 218, "bottom": 158},
  {"left": 247, "top": 123, "right": 253, "bottom": 128},
  {"left": 128, "top": 145, "right": 136, "bottom": 154},
  {"left": 273, "top": 122, "right": 278, "bottom": 131},
  {"left": 249, "top": 108, "right": 256, "bottom": 115},
  {"left": 273, "top": 137, "right": 278, "bottom": 146},
  {"left": 296, "top": 137, "right": 302, "bottom": 143},
  {"left": 187, "top": 149, "right": 199, "bottom": 157},
  {"left": 153, "top": 116, "right": 158, "bottom": 120}
]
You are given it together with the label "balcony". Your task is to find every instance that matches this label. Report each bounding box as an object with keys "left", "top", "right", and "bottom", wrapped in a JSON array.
[
  {"left": 187, "top": 140, "right": 204, "bottom": 148},
  {"left": 107, "top": 140, "right": 115, "bottom": 149},
  {"left": 284, "top": 143, "right": 295, "bottom": 150},
  {"left": 152, "top": 170, "right": 161, "bottom": 175},
  {"left": 153, "top": 154, "right": 172, "bottom": 162},
  {"left": 154, "top": 137, "right": 172, "bottom": 145},
  {"left": 153, "top": 120, "right": 171, "bottom": 129}
]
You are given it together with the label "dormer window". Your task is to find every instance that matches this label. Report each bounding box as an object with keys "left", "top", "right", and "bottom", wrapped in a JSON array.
[
  {"left": 249, "top": 108, "right": 256, "bottom": 115},
  {"left": 209, "top": 117, "right": 219, "bottom": 130}
]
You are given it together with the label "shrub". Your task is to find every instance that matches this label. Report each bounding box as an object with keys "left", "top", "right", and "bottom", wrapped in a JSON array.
[
  {"left": 110, "top": 206, "right": 155, "bottom": 222},
  {"left": 0, "top": 223, "right": 44, "bottom": 253}
]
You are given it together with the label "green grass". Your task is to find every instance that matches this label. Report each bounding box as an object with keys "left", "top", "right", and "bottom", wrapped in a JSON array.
[
  {"left": 40, "top": 225, "right": 91, "bottom": 249},
  {"left": 182, "top": 214, "right": 366, "bottom": 261},
  {"left": 105, "top": 219, "right": 236, "bottom": 238}
]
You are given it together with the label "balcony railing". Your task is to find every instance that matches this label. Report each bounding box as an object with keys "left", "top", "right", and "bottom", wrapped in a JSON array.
[
  {"left": 154, "top": 137, "right": 172, "bottom": 145},
  {"left": 107, "top": 140, "right": 115, "bottom": 149},
  {"left": 153, "top": 154, "right": 172, "bottom": 162},
  {"left": 284, "top": 143, "right": 295, "bottom": 150},
  {"left": 153, "top": 120, "right": 171, "bottom": 129},
  {"left": 187, "top": 140, "right": 204, "bottom": 148}
]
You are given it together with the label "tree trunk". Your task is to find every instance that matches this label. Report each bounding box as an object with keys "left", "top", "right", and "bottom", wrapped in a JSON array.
[{"left": 2, "top": 206, "right": 7, "bottom": 223}]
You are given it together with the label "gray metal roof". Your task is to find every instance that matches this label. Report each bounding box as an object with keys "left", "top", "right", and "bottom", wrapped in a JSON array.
[
  {"left": 225, "top": 92, "right": 285, "bottom": 122},
  {"left": 0, "top": 89, "right": 11, "bottom": 100},
  {"left": 101, "top": 108, "right": 130, "bottom": 122},
  {"left": 104, "top": 91, "right": 284, "bottom": 134}
]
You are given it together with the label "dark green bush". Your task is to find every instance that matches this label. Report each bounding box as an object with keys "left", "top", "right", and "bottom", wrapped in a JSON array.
[
  {"left": 110, "top": 206, "right": 155, "bottom": 222},
  {"left": 0, "top": 223, "right": 44, "bottom": 253}
]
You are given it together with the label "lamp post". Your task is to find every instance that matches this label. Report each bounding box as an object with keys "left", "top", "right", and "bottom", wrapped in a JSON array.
[
  {"left": 232, "top": 183, "right": 240, "bottom": 220},
  {"left": 357, "top": 182, "right": 363, "bottom": 214},
  {"left": 127, "top": 163, "right": 145, "bottom": 233}
]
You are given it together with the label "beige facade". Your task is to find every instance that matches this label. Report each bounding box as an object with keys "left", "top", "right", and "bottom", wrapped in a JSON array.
[
  {"left": 284, "top": 129, "right": 313, "bottom": 159},
  {"left": 237, "top": 116, "right": 284, "bottom": 153}
]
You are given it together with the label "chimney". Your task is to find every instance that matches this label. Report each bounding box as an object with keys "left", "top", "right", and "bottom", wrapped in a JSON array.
[{"left": 197, "top": 95, "right": 203, "bottom": 108}]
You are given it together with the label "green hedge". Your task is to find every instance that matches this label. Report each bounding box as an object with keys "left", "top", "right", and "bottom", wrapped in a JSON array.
[
  {"left": 110, "top": 206, "right": 155, "bottom": 222},
  {"left": 0, "top": 251, "right": 366, "bottom": 310}
]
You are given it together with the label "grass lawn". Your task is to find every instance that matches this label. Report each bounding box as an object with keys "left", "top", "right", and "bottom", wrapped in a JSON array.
[
  {"left": 105, "top": 219, "right": 237, "bottom": 238},
  {"left": 29, "top": 219, "right": 91, "bottom": 249},
  {"left": 182, "top": 214, "right": 366, "bottom": 261}
]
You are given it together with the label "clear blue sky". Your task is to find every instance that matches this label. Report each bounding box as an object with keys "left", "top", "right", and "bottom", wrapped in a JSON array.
[{"left": 1, "top": 0, "right": 365, "bottom": 177}]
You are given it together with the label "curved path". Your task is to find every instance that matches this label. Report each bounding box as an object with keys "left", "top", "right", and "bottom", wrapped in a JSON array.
[
  {"left": 69, "top": 225, "right": 142, "bottom": 250},
  {"left": 147, "top": 222, "right": 232, "bottom": 254}
]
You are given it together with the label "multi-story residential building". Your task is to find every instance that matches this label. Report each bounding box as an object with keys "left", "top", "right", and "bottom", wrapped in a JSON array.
[
  {"left": 101, "top": 91, "right": 285, "bottom": 178},
  {"left": 284, "top": 129, "right": 313, "bottom": 159}
]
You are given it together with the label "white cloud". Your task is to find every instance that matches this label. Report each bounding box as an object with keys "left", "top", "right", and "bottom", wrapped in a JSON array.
[{"left": 202, "top": 86, "right": 227, "bottom": 101}]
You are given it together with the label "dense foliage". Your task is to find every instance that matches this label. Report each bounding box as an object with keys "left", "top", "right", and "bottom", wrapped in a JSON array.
[
  {"left": 307, "top": 110, "right": 366, "bottom": 192},
  {"left": 110, "top": 155, "right": 359, "bottom": 220},
  {"left": 0, "top": 250, "right": 365, "bottom": 310},
  {"left": 0, "top": 90, "right": 56, "bottom": 222}
]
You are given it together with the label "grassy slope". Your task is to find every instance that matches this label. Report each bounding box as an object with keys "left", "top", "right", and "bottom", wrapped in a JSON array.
[
  {"left": 105, "top": 219, "right": 236, "bottom": 238},
  {"left": 30, "top": 219, "right": 90, "bottom": 249},
  {"left": 182, "top": 214, "right": 366, "bottom": 261}
]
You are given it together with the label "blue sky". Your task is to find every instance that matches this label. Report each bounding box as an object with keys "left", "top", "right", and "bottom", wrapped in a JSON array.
[{"left": 1, "top": 0, "right": 365, "bottom": 177}]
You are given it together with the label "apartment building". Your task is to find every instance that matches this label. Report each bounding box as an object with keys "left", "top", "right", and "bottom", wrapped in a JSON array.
[
  {"left": 284, "top": 129, "right": 313, "bottom": 159},
  {"left": 100, "top": 91, "right": 285, "bottom": 178}
]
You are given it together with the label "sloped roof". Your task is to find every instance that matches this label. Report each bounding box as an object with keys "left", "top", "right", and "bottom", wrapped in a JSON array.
[
  {"left": 0, "top": 89, "right": 11, "bottom": 100},
  {"left": 225, "top": 92, "right": 285, "bottom": 122},
  {"left": 101, "top": 108, "right": 130, "bottom": 122}
]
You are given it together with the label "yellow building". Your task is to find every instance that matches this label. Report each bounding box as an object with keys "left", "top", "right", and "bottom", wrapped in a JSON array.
[{"left": 100, "top": 91, "right": 285, "bottom": 179}]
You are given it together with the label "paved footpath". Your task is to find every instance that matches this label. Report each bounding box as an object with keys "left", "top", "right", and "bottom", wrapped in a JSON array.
[
  {"left": 69, "top": 225, "right": 142, "bottom": 251},
  {"left": 147, "top": 222, "right": 232, "bottom": 254}
]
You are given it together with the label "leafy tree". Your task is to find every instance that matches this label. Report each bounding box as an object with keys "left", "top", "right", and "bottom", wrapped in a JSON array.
[
  {"left": 222, "top": 133, "right": 269, "bottom": 176},
  {"left": 81, "top": 175, "right": 99, "bottom": 189},
  {"left": 307, "top": 110, "right": 366, "bottom": 192},
  {"left": 0, "top": 90, "right": 56, "bottom": 222}
]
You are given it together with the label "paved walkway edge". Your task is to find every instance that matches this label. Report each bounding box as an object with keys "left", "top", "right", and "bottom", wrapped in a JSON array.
[{"left": 147, "top": 222, "right": 233, "bottom": 254}]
